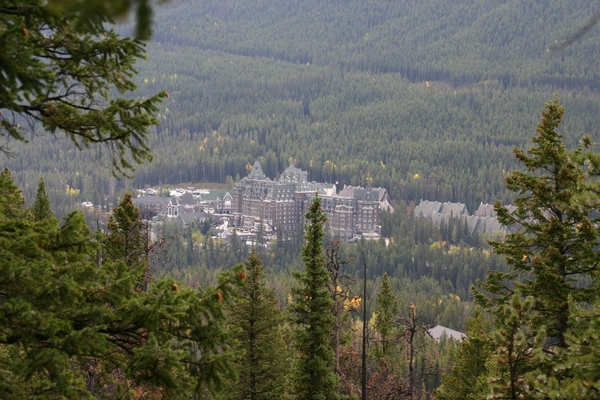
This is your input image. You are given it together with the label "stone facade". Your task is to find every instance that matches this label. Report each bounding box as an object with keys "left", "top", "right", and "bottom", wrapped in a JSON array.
[
  {"left": 233, "top": 161, "right": 393, "bottom": 239},
  {"left": 132, "top": 196, "right": 171, "bottom": 219}
]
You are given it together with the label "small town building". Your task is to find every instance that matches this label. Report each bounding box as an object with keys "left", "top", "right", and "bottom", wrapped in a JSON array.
[
  {"left": 414, "top": 199, "right": 512, "bottom": 235},
  {"left": 428, "top": 325, "right": 466, "bottom": 341}
]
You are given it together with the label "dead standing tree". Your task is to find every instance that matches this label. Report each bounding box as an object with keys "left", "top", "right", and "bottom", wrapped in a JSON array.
[
  {"left": 397, "top": 304, "right": 437, "bottom": 400},
  {"left": 326, "top": 239, "right": 356, "bottom": 376}
]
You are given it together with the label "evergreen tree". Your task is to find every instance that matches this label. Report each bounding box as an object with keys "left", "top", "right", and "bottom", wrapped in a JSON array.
[
  {"left": 0, "top": 169, "right": 27, "bottom": 219},
  {"left": 0, "top": 171, "right": 245, "bottom": 398},
  {"left": 224, "top": 249, "right": 289, "bottom": 400},
  {"left": 289, "top": 196, "right": 339, "bottom": 400},
  {"left": 229, "top": 228, "right": 246, "bottom": 266},
  {"left": 541, "top": 298, "right": 600, "bottom": 399},
  {"left": 30, "top": 177, "right": 54, "bottom": 221},
  {"left": 486, "top": 295, "right": 546, "bottom": 400},
  {"left": 367, "top": 274, "right": 410, "bottom": 399},
  {"left": 104, "top": 193, "right": 145, "bottom": 269},
  {"left": 0, "top": 0, "right": 165, "bottom": 176},
  {"left": 255, "top": 220, "right": 267, "bottom": 258},
  {"left": 373, "top": 273, "right": 399, "bottom": 358},
  {"left": 474, "top": 98, "right": 600, "bottom": 348},
  {"left": 435, "top": 310, "right": 493, "bottom": 400}
]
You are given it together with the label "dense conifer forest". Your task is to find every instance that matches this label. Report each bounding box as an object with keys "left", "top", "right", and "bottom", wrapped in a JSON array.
[{"left": 6, "top": 0, "right": 600, "bottom": 216}]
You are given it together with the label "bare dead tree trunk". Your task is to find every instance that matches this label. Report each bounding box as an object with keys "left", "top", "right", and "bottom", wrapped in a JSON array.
[
  {"left": 398, "top": 304, "right": 431, "bottom": 400},
  {"left": 326, "top": 240, "right": 354, "bottom": 377},
  {"left": 86, "top": 359, "right": 97, "bottom": 395}
]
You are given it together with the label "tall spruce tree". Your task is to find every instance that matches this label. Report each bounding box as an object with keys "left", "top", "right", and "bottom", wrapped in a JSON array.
[
  {"left": 435, "top": 310, "right": 493, "bottom": 400},
  {"left": 104, "top": 193, "right": 145, "bottom": 269},
  {"left": 289, "top": 196, "right": 339, "bottom": 400},
  {"left": 30, "top": 178, "right": 54, "bottom": 221},
  {"left": 368, "top": 274, "right": 409, "bottom": 399},
  {"left": 224, "top": 249, "right": 289, "bottom": 400},
  {"left": 373, "top": 273, "right": 399, "bottom": 358},
  {"left": 0, "top": 169, "right": 27, "bottom": 219},
  {"left": 474, "top": 98, "right": 600, "bottom": 349},
  {"left": 486, "top": 295, "right": 546, "bottom": 400}
]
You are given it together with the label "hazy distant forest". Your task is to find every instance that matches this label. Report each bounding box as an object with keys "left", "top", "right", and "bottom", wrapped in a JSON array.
[
  {"left": 4, "top": 0, "right": 600, "bottom": 398},
  {"left": 7, "top": 0, "right": 600, "bottom": 216}
]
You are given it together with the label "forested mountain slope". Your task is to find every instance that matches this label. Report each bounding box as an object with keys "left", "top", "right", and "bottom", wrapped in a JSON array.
[
  {"left": 5, "top": 0, "right": 600, "bottom": 215},
  {"left": 151, "top": 0, "right": 600, "bottom": 88}
]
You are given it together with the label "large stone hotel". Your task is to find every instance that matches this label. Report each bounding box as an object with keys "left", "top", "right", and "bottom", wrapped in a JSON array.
[{"left": 233, "top": 161, "right": 394, "bottom": 240}]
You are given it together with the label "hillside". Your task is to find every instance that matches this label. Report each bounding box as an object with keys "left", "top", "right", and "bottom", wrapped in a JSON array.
[
  {"left": 5, "top": 0, "right": 600, "bottom": 215},
  {"left": 151, "top": 0, "right": 600, "bottom": 87}
]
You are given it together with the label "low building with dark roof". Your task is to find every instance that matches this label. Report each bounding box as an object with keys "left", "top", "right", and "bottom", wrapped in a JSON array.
[
  {"left": 464, "top": 214, "right": 507, "bottom": 235},
  {"left": 178, "top": 192, "right": 196, "bottom": 207},
  {"left": 178, "top": 211, "right": 210, "bottom": 228},
  {"left": 475, "top": 202, "right": 517, "bottom": 218},
  {"left": 414, "top": 200, "right": 469, "bottom": 219}
]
